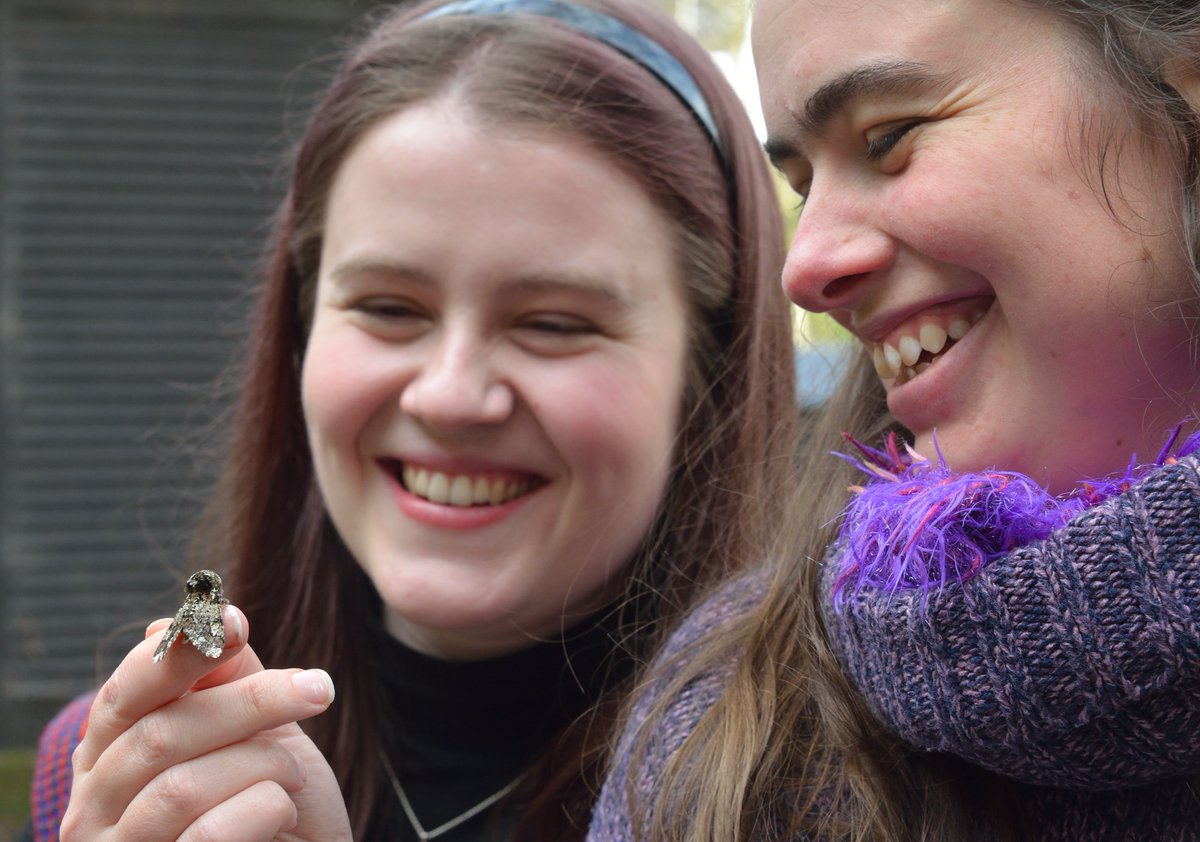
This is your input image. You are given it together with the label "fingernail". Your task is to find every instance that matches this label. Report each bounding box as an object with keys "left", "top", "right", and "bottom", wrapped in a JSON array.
[
  {"left": 144, "top": 618, "right": 172, "bottom": 638},
  {"left": 222, "top": 604, "right": 244, "bottom": 646},
  {"left": 291, "top": 751, "right": 308, "bottom": 786},
  {"left": 292, "top": 668, "right": 335, "bottom": 706}
]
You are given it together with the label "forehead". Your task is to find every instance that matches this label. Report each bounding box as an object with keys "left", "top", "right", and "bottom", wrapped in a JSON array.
[
  {"left": 322, "top": 100, "right": 684, "bottom": 299},
  {"left": 751, "top": 0, "right": 1063, "bottom": 127}
]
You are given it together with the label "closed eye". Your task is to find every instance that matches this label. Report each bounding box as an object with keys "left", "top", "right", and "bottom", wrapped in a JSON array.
[
  {"left": 519, "top": 314, "right": 597, "bottom": 336},
  {"left": 865, "top": 121, "right": 920, "bottom": 162},
  {"left": 353, "top": 298, "right": 425, "bottom": 320}
]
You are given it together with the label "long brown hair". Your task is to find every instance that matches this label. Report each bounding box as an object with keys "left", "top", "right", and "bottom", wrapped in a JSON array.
[
  {"left": 187, "top": 0, "right": 797, "bottom": 838},
  {"left": 630, "top": 1, "right": 1200, "bottom": 839},
  {"left": 633, "top": 360, "right": 1021, "bottom": 841}
]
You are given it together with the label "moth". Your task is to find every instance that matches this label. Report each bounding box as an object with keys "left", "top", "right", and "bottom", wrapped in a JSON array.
[{"left": 152, "top": 569, "right": 230, "bottom": 663}]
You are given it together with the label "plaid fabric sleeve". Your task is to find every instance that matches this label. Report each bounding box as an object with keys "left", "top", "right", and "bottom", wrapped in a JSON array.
[{"left": 31, "top": 690, "right": 96, "bottom": 842}]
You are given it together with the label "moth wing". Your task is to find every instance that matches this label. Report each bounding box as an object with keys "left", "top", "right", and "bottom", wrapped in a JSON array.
[
  {"left": 181, "top": 597, "right": 226, "bottom": 659},
  {"left": 152, "top": 613, "right": 186, "bottom": 663}
]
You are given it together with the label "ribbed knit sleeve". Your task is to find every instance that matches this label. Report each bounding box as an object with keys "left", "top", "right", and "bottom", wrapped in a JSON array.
[
  {"left": 586, "top": 574, "right": 764, "bottom": 842},
  {"left": 824, "top": 454, "right": 1200, "bottom": 789}
]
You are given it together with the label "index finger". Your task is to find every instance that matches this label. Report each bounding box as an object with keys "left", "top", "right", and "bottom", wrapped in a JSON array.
[
  {"left": 73, "top": 604, "right": 248, "bottom": 772},
  {"left": 145, "top": 615, "right": 270, "bottom": 693}
]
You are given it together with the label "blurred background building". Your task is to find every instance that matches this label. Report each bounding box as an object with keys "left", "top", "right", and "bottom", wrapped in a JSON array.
[{"left": 0, "top": 0, "right": 396, "bottom": 749}]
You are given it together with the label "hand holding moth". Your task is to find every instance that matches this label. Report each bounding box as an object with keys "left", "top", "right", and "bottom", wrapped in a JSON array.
[{"left": 59, "top": 574, "right": 351, "bottom": 842}]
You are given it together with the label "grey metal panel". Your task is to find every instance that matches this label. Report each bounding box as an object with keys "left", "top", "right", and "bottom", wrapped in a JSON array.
[{"left": 0, "top": 0, "right": 383, "bottom": 740}]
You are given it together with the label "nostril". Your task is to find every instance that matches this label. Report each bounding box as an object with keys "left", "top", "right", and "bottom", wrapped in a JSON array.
[{"left": 822, "top": 273, "right": 871, "bottom": 304}]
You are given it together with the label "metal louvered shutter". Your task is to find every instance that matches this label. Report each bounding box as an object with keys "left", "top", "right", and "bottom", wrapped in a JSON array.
[{"left": 0, "top": 0, "right": 382, "bottom": 743}]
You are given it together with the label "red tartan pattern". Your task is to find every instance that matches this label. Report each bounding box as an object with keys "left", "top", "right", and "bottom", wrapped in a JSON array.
[{"left": 31, "top": 691, "right": 95, "bottom": 842}]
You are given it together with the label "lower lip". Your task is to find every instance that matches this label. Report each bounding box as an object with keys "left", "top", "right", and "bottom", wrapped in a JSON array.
[{"left": 383, "top": 468, "right": 536, "bottom": 529}]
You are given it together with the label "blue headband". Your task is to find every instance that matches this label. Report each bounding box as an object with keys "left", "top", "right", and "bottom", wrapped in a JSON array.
[{"left": 420, "top": 0, "right": 722, "bottom": 152}]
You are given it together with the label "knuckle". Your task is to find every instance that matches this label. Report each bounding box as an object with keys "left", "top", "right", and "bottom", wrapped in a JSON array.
[
  {"left": 93, "top": 670, "right": 135, "bottom": 729},
  {"left": 184, "top": 814, "right": 224, "bottom": 842},
  {"left": 238, "top": 672, "right": 279, "bottom": 717},
  {"left": 151, "top": 763, "right": 200, "bottom": 816},
  {"left": 186, "top": 782, "right": 293, "bottom": 842},
  {"left": 59, "top": 808, "right": 90, "bottom": 841},
  {"left": 70, "top": 741, "right": 89, "bottom": 774},
  {"left": 253, "top": 736, "right": 294, "bottom": 773},
  {"left": 131, "top": 712, "right": 178, "bottom": 768}
]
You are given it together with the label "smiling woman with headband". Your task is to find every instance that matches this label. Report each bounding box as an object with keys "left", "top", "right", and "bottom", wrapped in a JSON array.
[{"left": 28, "top": 0, "right": 798, "bottom": 840}]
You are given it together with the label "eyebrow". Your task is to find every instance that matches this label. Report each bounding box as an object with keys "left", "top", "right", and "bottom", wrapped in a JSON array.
[
  {"left": 328, "top": 258, "right": 635, "bottom": 307},
  {"left": 764, "top": 59, "right": 952, "bottom": 165},
  {"left": 329, "top": 258, "right": 435, "bottom": 287},
  {"left": 506, "top": 273, "right": 636, "bottom": 307}
]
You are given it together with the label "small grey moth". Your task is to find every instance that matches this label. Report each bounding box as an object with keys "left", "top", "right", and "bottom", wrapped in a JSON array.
[{"left": 152, "top": 570, "right": 231, "bottom": 663}]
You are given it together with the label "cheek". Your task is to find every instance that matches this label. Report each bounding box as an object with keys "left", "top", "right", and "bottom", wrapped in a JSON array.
[
  {"left": 537, "top": 356, "right": 683, "bottom": 504},
  {"left": 887, "top": 163, "right": 1007, "bottom": 268},
  {"left": 300, "top": 331, "right": 386, "bottom": 453}
]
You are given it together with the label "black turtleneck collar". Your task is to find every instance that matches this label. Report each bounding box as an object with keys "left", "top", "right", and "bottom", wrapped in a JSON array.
[{"left": 371, "top": 614, "right": 619, "bottom": 840}]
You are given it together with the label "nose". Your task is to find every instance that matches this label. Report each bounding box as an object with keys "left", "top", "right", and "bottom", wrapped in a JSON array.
[
  {"left": 781, "top": 186, "right": 894, "bottom": 313},
  {"left": 399, "top": 330, "right": 514, "bottom": 430}
]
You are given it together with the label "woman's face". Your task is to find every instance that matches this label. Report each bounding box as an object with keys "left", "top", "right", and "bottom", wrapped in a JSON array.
[
  {"left": 302, "top": 99, "right": 690, "bottom": 660},
  {"left": 754, "top": 0, "right": 1200, "bottom": 492}
]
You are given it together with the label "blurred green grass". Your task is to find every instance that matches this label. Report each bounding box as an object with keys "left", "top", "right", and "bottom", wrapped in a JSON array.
[{"left": 0, "top": 750, "right": 33, "bottom": 841}]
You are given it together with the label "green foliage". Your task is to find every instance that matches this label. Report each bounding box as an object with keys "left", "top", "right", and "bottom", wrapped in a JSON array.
[
  {"left": 0, "top": 750, "right": 33, "bottom": 839},
  {"left": 665, "top": 0, "right": 746, "bottom": 52}
]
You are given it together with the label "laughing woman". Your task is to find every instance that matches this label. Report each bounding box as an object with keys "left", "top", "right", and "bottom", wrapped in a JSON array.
[
  {"left": 591, "top": 1, "right": 1200, "bottom": 840},
  {"left": 29, "top": 1, "right": 798, "bottom": 839}
]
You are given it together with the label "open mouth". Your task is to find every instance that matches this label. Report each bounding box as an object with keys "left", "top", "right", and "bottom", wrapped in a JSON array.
[
  {"left": 382, "top": 459, "right": 542, "bottom": 507},
  {"left": 872, "top": 303, "right": 989, "bottom": 386}
]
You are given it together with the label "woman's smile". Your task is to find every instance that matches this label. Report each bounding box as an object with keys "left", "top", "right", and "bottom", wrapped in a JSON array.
[
  {"left": 861, "top": 296, "right": 991, "bottom": 385},
  {"left": 756, "top": 0, "right": 1199, "bottom": 490},
  {"left": 301, "top": 97, "right": 690, "bottom": 658}
]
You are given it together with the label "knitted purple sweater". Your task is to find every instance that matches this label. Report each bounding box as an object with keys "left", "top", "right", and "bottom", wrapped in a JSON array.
[{"left": 588, "top": 454, "right": 1200, "bottom": 840}]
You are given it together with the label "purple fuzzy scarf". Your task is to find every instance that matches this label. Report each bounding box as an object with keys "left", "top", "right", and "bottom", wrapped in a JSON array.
[{"left": 830, "top": 423, "right": 1200, "bottom": 611}]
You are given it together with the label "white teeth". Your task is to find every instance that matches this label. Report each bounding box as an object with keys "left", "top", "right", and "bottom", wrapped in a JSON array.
[
  {"left": 400, "top": 465, "right": 532, "bottom": 507},
  {"left": 472, "top": 476, "right": 490, "bottom": 504},
  {"left": 426, "top": 472, "right": 450, "bottom": 504},
  {"left": 403, "top": 466, "right": 431, "bottom": 497},
  {"left": 489, "top": 478, "right": 508, "bottom": 505},
  {"left": 883, "top": 342, "right": 901, "bottom": 373},
  {"left": 448, "top": 475, "right": 473, "bottom": 507},
  {"left": 873, "top": 343, "right": 899, "bottom": 379},
  {"left": 871, "top": 308, "right": 987, "bottom": 386},
  {"left": 919, "top": 323, "right": 948, "bottom": 355}
]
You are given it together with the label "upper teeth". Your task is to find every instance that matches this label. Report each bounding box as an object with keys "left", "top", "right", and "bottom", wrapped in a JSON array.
[
  {"left": 402, "top": 465, "right": 531, "bottom": 507},
  {"left": 873, "top": 310, "right": 984, "bottom": 382}
]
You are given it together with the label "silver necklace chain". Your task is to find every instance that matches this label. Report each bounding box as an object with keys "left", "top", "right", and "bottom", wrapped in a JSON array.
[{"left": 379, "top": 748, "right": 523, "bottom": 841}]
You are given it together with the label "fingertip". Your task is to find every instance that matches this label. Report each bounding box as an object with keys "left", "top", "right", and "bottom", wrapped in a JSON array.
[
  {"left": 291, "top": 668, "right": 335, "bottom": 707},
  {"left": 223, "top": 604, "right": 247, "bottom": 648},
  {"left": 283, "top": 798, "right": 299, "bottom": 833}
]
